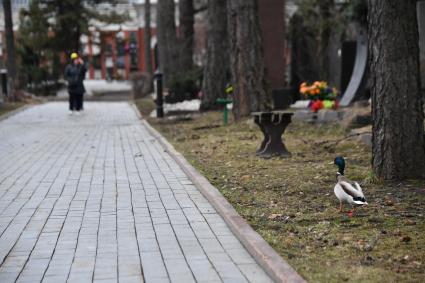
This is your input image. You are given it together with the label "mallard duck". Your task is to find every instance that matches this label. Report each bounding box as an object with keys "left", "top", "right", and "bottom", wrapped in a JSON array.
[{"left": 333, "top": 156, "right": 368, "bottom": 213}]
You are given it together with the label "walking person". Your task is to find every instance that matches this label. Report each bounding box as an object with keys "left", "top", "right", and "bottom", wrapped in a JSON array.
[
  {"left": 105, "top": 56, "right": 114, "bottom": 81},
  {"left": 65, "top": 53, "right": 87, "bottom": 115}
]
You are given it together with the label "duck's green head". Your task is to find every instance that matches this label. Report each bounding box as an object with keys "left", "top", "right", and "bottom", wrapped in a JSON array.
[{"left": 334, "top": 156, "right": 345, "bottom": 175}]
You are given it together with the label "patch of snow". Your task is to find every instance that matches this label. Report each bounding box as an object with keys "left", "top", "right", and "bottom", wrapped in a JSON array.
[
  {"left": 150, "top": 99, "right": 201, "bottom": 117},
  {"left": 291, "top": 100, "right": 310, "bottom": 109},
  {"left": 57, "top": 88, "right": 69, "bottom": 98},
  {"left": 84, "top": 80, "right": 131, "bottom": 96},
  {"left": 165, "top": 99, "right": 201, "bottom": 112},
  {"left": 56, "top": 79, "right": 132, "bottom": 97}
]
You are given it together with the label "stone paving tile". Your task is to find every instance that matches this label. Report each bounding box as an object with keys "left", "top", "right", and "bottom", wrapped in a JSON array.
[{"left": 0, "top": 102, "right": 273, "bottom": 283}]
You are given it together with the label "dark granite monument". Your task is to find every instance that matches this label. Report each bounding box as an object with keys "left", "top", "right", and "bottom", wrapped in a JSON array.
[{"left": 258, "top": 0, "right": 291, "bottom": 109}]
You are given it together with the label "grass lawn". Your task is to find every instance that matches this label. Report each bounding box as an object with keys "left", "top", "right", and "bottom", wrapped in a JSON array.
[
  {"left": 135, "top": 98, "right": 425, "bottom": 283},
  {"left": 134, "top": 97, "right": 156, "bottom": 117}
]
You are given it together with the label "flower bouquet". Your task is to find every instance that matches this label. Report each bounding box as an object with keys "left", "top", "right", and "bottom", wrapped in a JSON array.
[{"left": 299, "top": 81, "right": 339, "bottom": 112}]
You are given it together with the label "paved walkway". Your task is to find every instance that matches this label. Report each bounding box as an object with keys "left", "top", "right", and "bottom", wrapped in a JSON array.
[{"left": 0, "top": 102, "right": 272, "bottom": 283}]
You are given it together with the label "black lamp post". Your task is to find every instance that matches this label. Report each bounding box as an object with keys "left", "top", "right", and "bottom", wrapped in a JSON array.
[{"left": 154, "top": 70, "right": 164, "bottom": 118}]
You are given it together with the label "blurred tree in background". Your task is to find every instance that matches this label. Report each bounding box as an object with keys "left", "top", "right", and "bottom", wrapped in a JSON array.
[
  {"left": 157, "top": 0, "right": 205, "bottom": 103},
  {"left": 227, "top": 0, "right": 271, "bottom": 120},
  {"left": 17, "top": 0, "right": 126, "bottom": 95},
  {"left": 178, "top": 0, "right": 194, "bottom": 72},
  {"left": 289, "top": 0, "right": 367, "bottom": 88},
  {"left": 200, "top": 0, "right": 229, "bottom": 111},
  {"left": 16, "top": 0, "right": 52, "bottom": 95},
  {"left": 2, "top": 0, "right": 17, "bottom": 100},
  {"left": 157, "top": 0, "right": 179, "bottom": 86}
]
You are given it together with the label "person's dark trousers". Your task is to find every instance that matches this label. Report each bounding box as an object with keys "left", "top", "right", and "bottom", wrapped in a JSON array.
[
  {"left": 69, "top": 92, "right": 83, "bottom": 111},
  {"left": 76, "top": 93, "right": 83, "bottom": 111}
]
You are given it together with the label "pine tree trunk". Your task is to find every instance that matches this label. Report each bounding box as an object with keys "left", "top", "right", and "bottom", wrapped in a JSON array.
[
  {"left": 157, "top": 0, "right": 179, "bottom": 85},
  {"left": 144, "top": 0, "right": 153, "bottom": 75},
  {"left": 368, "top": 0, "right": 425, "bottom": 180},
  {"left": 318, "top": 0, "right": 334, "bottom": 81},
  {"left": 74, "top": 25, "right": 81, "bottom": 53},
  {"left": 3, "top": 0, "right": 16, "bottom": 99},
  {"left": 178, "top": 0, "right": 194, "bottom": 72},
  {"left": 200, "top": 0, "right": 229, "bottom": 111},
  {"left": 56, "top": 0, "right": 82, "bottom": 53},
  {"left": 227, "top": 0, "right": 271, "bottom": 120},
  {"left": 418, "top": 1, "right": 425, "bottom": 89}
]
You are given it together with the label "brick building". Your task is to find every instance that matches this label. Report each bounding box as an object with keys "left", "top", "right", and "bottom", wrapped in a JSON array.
[
  {"left": 81, "top": 2, "right": 160, "bottom": 80},
  {"left": 79, "top": 0, "right": 207, "bottom": 80}
]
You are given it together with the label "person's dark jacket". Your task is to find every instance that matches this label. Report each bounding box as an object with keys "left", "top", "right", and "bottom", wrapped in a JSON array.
[{"left": 64, "top": 63, "right": 87, "bottom": 94}]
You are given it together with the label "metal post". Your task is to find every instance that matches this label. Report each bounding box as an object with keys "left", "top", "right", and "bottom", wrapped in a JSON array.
[
  {"left": 154, "top": 70, "right": 164, "bottom": 118},
  {"left": 223, "top": 105, "right": 228, "bottom": 125},
  {"left": 1, "top": 69, "right": 8, "bottom": 98}
]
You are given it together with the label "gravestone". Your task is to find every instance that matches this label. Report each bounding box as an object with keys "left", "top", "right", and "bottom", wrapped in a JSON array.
[
  {"left": 339, "top": 28, "right": 368, "bottom": 106},
  {"left": 340, "top": 41, "right": 357, "bottom": 94}
]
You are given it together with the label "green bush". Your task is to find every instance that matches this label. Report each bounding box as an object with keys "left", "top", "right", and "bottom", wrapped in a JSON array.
[{"left": 166, "top": 67, "right": 203, "bottom": 103}]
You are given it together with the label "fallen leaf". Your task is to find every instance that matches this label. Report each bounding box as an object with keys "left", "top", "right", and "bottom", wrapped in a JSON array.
[
  {"left": 400, "top": 236, "right": 411, "bottom": 243},
  {"left": 240, "top": 175, "right": 250, "bottom": 182},
  {"left": 404, "top": 219, "right": 416, "bottom": 226},
  {"left": 268, "top": 213, "right": 282, "bottom": 220}
]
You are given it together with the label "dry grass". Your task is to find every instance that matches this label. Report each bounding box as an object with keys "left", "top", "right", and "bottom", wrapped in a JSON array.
[
  {"left": 142, "top": 107, "right": 425, "bottom": 283},
  {"left": 134, "top": 97, "right": 156, "bottom": 117},
  {"left": 0, "top": 102, "right": 26, "bottom": 117}
]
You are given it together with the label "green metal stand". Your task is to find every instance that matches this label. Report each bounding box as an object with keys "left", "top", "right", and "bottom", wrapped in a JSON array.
[{"left": 216, "top": 98, "right": 233, "bottom": 126}]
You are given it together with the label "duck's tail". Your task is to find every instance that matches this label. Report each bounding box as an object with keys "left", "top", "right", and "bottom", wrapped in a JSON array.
[{"left": 353, "top": 197, "right": 367, "bottom": 205}]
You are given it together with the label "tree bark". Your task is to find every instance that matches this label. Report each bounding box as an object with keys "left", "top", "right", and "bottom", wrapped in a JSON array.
[
  {"left": 178, "top": 0, "right": 194, "bottom": 72},
  {"left": 368, "top": 0, "right": 425, "bottom": 180},
  {"left": 200, "top": 0, "right": 229, "bottom": 111},
  {"left": 144, "top": 0, "right": 153, "bottom": 75},
  {"left": 56, "top": 0, "right": 82, "bottom": 53},
  {"left": 318, "top": 0, "right": 334, "bottom": 81},
  {"left": 157, "top": 0, "right": 179, "bottom": 85},
  {"left": 227, "top": 0, "right": 271, "bottom": 120},
  {"left": 3, "top": 0, "right": 16, "bottom": 99},
  {"left": 417, "top": 1, "right": 425, "bottom": 89}
]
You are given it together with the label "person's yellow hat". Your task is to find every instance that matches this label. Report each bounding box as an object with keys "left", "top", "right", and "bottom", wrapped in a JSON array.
[{"left": 70, "top": 52, "right": 78, "bottom": 59}]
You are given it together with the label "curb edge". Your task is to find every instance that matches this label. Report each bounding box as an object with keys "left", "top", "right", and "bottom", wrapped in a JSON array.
[{"left": 0, "top": 104, "right": 33, "bottom": 122}]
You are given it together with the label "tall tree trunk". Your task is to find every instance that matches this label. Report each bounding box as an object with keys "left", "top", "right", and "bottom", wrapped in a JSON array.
[
  {"left": 157, "top": 0, "right": 179, "bottom": 85},
  {"left": 418, "top": 1, "right": 425, "bottom": 90},
  {"left": 57, "top": 0, "right": 81, "bottom": 53},
  {"left": 368, "top": 0, "right": 425, "bottom": 180},
  {"left": 144, "top": 0, "right": 153, "bottom": 75},
  {"left": 227, "top": 0, "right": 271, "bottom": 120},
  {"left": 200, "top": 0, "right": 229, "bottom": 111},
  {"left": 74, "top": 25, "right": 81, "bottom": 53},
  {"left": 178, "top": 0, "right": 194, "bottom": 72},
  {"left": 3, "top": 0, "right": 16, "bottom": 99}
]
